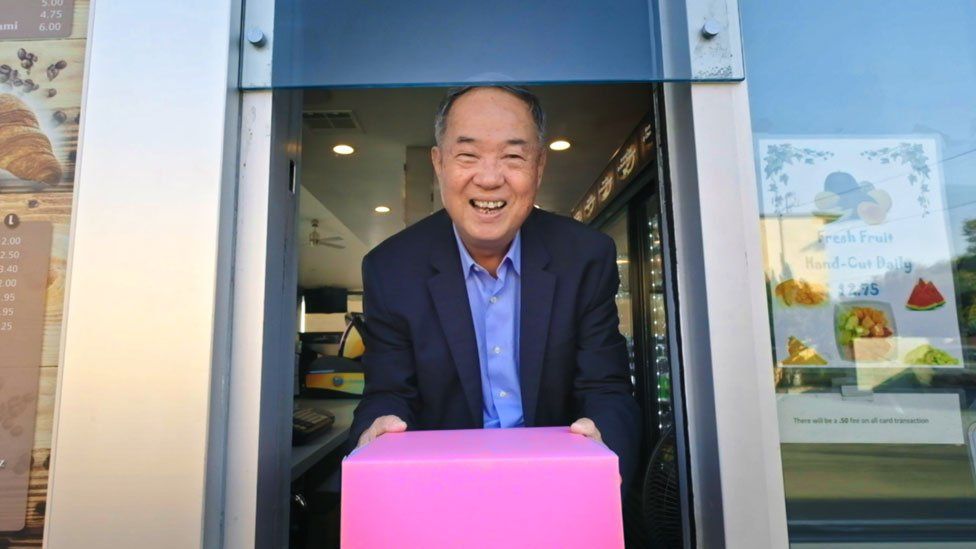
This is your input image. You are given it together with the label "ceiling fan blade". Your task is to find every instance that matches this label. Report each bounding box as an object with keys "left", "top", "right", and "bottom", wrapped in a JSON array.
[
  {"left": 319, "top": 242, "right": 346, "bottom": 249},
  {"left": 320, "top": 235, "right": 343, "bottom": 242}
]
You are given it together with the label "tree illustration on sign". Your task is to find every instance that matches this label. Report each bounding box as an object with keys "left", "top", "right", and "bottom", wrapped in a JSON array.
[
  {"left": 762, "top": 144, "right": 834, "bottom": 214},
  {"left": 860, "top": 143, "right": 932, "bottom": 217}
]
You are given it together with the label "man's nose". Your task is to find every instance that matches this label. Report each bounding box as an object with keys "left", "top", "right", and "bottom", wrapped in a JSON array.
[{"left": 472, "top": 160, "right": 504, "bottom": 188}]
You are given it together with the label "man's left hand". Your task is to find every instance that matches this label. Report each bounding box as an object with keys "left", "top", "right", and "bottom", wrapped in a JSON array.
[{"left": 570, "top": 417, "right": 603, "bottom": 444}]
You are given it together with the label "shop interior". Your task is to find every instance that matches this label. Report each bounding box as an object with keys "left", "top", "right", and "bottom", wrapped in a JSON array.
[{"left": 286, "top": 83, "right": 688, "bottom": 548}]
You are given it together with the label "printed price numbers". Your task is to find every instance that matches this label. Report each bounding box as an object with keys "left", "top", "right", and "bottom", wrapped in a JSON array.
[
  {"left": 0, "top": 220, "right": 21, "bottom": 333},
  {"left": 0, "top": 220, "right": 52, "bottom": 369},
  {"left": 837, "top": 282, "right": 880, "bottom": 298},
  {"left": 0, "top": 0, "right": 75, "bottom": 39}
]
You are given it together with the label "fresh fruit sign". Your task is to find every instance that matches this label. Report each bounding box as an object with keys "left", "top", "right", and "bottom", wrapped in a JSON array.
[{"left": 758, "top": 136, "right": 963, "bottom": 368}]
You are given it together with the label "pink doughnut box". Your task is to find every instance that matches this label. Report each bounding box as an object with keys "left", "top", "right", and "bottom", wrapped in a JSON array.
[{"left": 341, "top": 426, "right": 623, "bottom": 549}]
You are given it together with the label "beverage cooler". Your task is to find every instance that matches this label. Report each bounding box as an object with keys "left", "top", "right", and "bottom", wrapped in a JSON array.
[{"left": 571, "top": 95, "right": 693, "bottom": 548}]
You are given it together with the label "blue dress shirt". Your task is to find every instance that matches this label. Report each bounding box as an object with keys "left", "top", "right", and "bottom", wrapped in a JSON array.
[{"left": 453, "top": 227, "right": 524, "bottom": 428}]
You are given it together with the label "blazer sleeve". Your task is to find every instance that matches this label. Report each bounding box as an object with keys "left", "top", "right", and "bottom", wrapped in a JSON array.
[
  {"left": 346, "top": 253, "right": 420, "bottom": 452},
  {"left": 573, "top": 236, "right": 642, "bottom": 488}
]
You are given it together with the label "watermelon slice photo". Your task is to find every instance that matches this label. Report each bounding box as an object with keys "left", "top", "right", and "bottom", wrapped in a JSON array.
[{"left": 905, "top": 278, "right": 946, "bottom": 311}]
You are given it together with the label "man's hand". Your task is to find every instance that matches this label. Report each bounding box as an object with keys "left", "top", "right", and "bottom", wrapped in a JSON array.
[
  {"left": 570, "top": 417, "right": 603, "bottom": 444},
  {"left": 356, "top": 415, "right": 407, "bottom": 449},
  {"left": 572, "top": 418, "right": 621, "bottom": 485}
]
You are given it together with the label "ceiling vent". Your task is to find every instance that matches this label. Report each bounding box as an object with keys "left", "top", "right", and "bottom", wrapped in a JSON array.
[{"left": 302, "top": 110, "right": 363, "bottom": 132}]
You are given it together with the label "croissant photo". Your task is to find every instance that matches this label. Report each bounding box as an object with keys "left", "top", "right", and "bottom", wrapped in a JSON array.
[{"left": 0, "top": 93, "right": 62, "bottom": 185}]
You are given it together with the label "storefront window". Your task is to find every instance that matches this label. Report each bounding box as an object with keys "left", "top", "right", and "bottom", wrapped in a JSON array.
[
  {"left": 743, "top": 0, "right": 976, "bottom": 543},
  {"left": 0, "top": 1, "right": 88, "bottom": 542}
]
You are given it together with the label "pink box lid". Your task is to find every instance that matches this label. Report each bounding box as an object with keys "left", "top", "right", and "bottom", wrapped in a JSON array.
[{"left": 345, "top": 425, "right": 617, "bottom": 463}]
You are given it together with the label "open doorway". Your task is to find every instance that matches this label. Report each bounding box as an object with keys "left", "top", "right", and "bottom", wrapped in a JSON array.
[{"left": 287, "top": 83, "right": 687, "bottom": 548}]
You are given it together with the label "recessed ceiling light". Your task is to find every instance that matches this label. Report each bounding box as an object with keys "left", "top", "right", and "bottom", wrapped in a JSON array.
[
  {"left": 333, "top": 144, "right": 355, "bottom": 155},
  {"left": 374, "top": 206, "right": 391, "bottom": 213},
  {"left": 549, "top": 140, "right": 571, "bottom": 151}
]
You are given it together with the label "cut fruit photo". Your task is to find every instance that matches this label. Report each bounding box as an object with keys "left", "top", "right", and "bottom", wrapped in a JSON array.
[
  {"left": 904, "top": 344, "right": 958, "bottom": 366},
  {"left": 835, "top": 302, "right": 896, "bottom": 362},
  {"left": 905, "top": 278, "right": 945, "bottom": 311},
  {"left": 782, "top": 336, "right": 827, "bottom": 366},
  {"left": 774, "top": 278, "right": 828, "bottom": 307}
]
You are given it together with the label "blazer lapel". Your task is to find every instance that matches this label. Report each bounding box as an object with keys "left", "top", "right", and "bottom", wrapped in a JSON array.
[
  {"left": 428, "top": 219, "right": 484, "bottom": 427},
  {"left": 518, "top": 212, "right": 555, "bottom": 427}
]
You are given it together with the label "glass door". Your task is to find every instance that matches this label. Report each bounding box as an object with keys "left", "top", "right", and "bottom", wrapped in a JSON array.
[
  {"left": 641, "top": 198, "right": 674, "bottom": 440},
  {"left": 599, "top": 183, "right": 690, "bottom": 548},
  {"left": 603, "top": 212, "right": 636, "bottom": 382}
]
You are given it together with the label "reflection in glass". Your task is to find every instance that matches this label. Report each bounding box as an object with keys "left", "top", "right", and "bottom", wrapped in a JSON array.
[
  {"left": 647, "top": 213, "right": 673, "bottom": 432},
  {"left": 603, "top": 213, "right": 634, "bottom": 381},
  {"left": 264, "top": 0, "right": 741, "bottom": 89},
  {"left": 743, "top": 0, "right": 976, "bottom": 543}
]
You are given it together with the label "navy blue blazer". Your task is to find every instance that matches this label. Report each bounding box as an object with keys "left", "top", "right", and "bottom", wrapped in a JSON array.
[{"left": 349, "top": 208, "right": 641, "bottom": 486}]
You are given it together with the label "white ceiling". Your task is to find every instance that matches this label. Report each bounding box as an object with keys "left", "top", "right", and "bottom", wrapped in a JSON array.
[
  {"left": 297, "top": 187, "right": 371, "bottom": 290},
  {"left": 299, "top": 84, "right": 653, "bottom": 291}
]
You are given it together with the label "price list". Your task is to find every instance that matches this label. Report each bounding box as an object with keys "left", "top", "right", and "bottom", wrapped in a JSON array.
[
  {"left": 0, "top": 0, "right": 75, "bottom": 40},
  {"left": 0, "top": 216, "right": 51, "bottom": 368},
  {"left": 0, "top": 215, "right": 50, "bottom": 531}
]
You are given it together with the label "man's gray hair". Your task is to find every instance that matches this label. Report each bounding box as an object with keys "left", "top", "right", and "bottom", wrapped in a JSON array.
[{"left": 433, "top": 86, "right": 547, "bottom": 146}]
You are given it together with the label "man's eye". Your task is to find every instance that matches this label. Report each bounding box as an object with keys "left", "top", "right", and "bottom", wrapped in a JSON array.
[
  {"left": 505, "top": 155, "right": 525, "bottom": 161},
  {"left": 457, "top": 153, "right": 477, "bottom": 160}
]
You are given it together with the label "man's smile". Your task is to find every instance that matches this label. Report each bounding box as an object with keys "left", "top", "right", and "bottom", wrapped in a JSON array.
[{"left": 469, "top": 199, "right": 508, "bottom": 215}]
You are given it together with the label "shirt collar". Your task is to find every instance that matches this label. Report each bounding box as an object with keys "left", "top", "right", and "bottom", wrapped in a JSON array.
[{"left": 453, "top": 226, "right": 522, "bottom": 278}]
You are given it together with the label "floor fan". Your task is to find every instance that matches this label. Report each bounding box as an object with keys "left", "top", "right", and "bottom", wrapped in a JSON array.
[{"left": 642, "top": 426, "right": 683, "bottom": 548}]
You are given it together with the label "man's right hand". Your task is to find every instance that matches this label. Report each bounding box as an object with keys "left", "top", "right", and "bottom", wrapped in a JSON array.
[{"left": 356, "top": 415, "right": 407, "bottom": 449}]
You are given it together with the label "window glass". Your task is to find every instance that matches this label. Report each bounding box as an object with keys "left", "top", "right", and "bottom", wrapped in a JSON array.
[
  {"left": 645, "top": 203, "right": 672, "bottom": 432},
  {"left": 603, "top": 212, "right": 635, "bottom": 378},
  {"left": 0, "top": 0, "right": 89, "bottom": 543},
  {"left": 743, "top": 0, "right": 976, "bottom": 543},
  {"left": 263, "top": 0, "right": 737, "bottom": 89}
]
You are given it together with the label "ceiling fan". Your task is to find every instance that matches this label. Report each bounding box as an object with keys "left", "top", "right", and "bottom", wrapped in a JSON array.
[{"left": 308, "top": 219, "right": 346, "bottom": 249}]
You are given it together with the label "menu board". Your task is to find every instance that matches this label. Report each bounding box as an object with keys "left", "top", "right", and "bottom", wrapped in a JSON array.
[
  {"left": 571, "top": 114, "right": 655, "bottom": 224},
  {"left": 0, "top": 218, "right": 52, "bottom": 368},
  {"left": 0, "top": 0, "right": 86, "bottom": 541},
  {"left": 758, "top": 136, "right": 962, "bottom": 369},
  {"left": 0, "top": 1, "right": 76, "bottom": 40},
  {"left": 0, "top": 218, "right": 49, "bottom": 531}
]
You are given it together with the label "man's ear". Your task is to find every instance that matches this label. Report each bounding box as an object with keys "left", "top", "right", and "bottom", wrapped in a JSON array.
[
  {"left": 431, "top": 146, "right": 447, "bottom": 205},
  {"left": 431, "top": 146, "right": 443, "bottom": 178}
]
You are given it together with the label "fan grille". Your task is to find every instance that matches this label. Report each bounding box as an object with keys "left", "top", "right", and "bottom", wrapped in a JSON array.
[{"left": 643, "top": 428, "right": 682, "bottom": 548}]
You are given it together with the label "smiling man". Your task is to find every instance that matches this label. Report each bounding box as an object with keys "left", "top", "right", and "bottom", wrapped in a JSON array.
[{"left": 348, "top": 86, "right": 641, "bottom": 488}]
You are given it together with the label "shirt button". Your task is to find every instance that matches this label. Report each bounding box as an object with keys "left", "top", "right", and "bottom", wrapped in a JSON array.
[
  {"left": 489, "top": 296, "right": 498, "bottom": 304},
  {"left": 492, "top": 346, "right": 502, "bottom": 355},
  {"left": 499, "top": 390, "right": 508, "bottom": 398}
]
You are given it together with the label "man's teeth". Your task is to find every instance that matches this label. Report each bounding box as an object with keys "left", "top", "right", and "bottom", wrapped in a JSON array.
[{"left": 471, "top": 200, "right": 506, "bottom": 210}]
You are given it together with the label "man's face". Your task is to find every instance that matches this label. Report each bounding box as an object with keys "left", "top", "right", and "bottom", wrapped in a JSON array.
[{"left": 432, "top": 88, "right": 546, "bottom": 256}]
